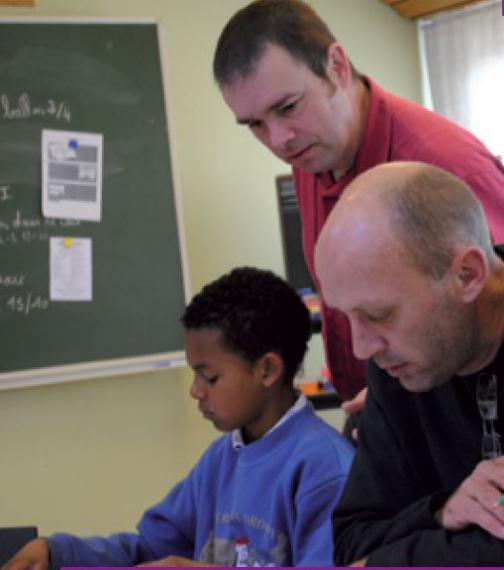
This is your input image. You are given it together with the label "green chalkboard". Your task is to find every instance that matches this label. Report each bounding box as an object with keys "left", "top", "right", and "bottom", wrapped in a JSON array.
[{"left": 0, "top": 21, "right": 188, "bottom": 387}]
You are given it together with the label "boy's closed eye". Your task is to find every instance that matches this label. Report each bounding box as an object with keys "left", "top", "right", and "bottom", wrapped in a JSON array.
[{"left": 200, "top": 371, "right": 219, "bottom": 385}]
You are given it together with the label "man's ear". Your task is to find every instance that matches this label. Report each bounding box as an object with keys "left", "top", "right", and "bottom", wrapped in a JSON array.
[
  {"left": 256, "top": 352, "right": 285, "bottom": 388},
  {"left": 451, "top": 246, "right": 489, "bottom": 302},
  {"left": 325, "top": 42, "right": 350, "bottom": 87}
]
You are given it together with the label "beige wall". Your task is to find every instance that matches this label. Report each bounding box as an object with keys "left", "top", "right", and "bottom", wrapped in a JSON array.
[{"left": 0, "top": 0, "right": 421, "bottom": 536}]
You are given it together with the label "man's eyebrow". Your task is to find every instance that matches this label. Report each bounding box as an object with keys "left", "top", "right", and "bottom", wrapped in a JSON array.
[
  {"left": 352, "top": 303, "right": 394, "bottom": 315},
  {"left": 236, "top": 94, "right": 298, "bottom": 125},
  {"left": 236, "top": 117, "right": 256, "bottom": 126}
]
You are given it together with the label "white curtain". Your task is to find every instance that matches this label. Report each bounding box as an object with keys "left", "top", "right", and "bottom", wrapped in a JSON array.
[{"left": 419, "top": 0, "right": 504, "bottom": 159}]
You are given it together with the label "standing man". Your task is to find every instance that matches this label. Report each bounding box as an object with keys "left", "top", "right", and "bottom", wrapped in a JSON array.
[
  {"left": 213, "top": 0, "right": 504, "bottom": 409},
  {"left": 315, "top": 161, "right": 504, "bottom": 565}
]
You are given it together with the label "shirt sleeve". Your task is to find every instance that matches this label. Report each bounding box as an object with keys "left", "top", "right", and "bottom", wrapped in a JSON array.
[
  {"left": 48, "top": 469, "right": 199, "bottom": 569},
  {"left": 332, "top": 363, "right": 504, "bottom": 566},
  {"left": 48, "top": 531, "right": 155, "bottom": 569},
  {"left": 293, "top": 473, "right": 349, "bottom": 566},
  {"left": 367, "top": 523, "right": 504, "bottom": 565}
]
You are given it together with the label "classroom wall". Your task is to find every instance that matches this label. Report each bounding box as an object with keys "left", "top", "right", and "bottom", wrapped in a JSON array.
[{"left": 0, "top": 0, "right": 421, "bottom": 536}]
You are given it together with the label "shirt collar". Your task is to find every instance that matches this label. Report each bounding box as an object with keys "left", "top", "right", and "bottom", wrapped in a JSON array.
[{"left": 231, "top": 393, "right": 310, "bottom": 450}]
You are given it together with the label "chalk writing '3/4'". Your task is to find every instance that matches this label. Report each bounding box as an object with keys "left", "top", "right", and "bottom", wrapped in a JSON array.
[{"left": 1, "top": 93, "right": 71, "bottom": 122}]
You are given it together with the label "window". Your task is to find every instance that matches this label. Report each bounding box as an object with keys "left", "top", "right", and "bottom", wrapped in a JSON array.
[{"left": 419, "top": 0, "right": 504, "bottom": 159}]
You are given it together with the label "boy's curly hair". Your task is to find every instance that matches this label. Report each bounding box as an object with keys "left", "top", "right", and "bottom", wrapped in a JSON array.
[{"left": 182, "top": 267, "right": 311, "bottom": 383}]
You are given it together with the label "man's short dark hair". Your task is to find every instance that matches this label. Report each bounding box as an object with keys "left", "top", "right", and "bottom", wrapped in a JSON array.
[
  {"left": 181, "top": 266, "right": 311, "bottom": 383},
  {"left": 213, "top": 0, "right": 338, "bottom": 86}
]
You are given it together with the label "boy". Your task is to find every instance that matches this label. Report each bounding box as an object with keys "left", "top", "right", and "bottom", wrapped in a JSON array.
[{"left": 3, "top": 267, "right": 354, "bottom": 568}]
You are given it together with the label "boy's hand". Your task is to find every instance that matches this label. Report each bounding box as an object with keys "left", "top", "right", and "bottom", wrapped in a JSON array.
[
  {"left": 137, "top": 556, "right": 215, "bottom": 567},
  {"left": 1, "top": 538, "right": 49, "bottom": 570}
]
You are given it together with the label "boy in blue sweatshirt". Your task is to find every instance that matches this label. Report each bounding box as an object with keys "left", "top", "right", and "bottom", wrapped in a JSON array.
[{"left": 4, "top": 267, "right": 354, "bottom": 568}]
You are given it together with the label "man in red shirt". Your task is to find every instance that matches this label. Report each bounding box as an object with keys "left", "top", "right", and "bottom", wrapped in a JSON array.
[{"left": 213, "top": 0, "right": 504, "bottom": 416}]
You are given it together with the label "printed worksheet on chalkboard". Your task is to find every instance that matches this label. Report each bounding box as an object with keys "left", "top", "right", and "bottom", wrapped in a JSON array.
[{"left": 42, "top": 129, "right": 103, "bottom": 222}]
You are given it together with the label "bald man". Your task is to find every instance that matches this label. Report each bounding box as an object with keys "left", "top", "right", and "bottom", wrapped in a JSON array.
[{"left": 315, "top": 162, "right": 504, "bottom": 566}]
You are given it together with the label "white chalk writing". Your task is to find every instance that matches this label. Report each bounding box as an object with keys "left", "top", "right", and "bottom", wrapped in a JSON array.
[
  {"left": 1, "top": 93, "right": 71, "bottom": 123},
  {"left": 0, "top": 185, "right": 12, "bottom": 202},
  {"left": 0, "top": 210, "right": 82, "bottom": 245},
  {"left": 0, "top": 274, "right": 25, "bottom": 288},
  {"left": 5, "top": 294, "right": 49, "bottom": 315}
]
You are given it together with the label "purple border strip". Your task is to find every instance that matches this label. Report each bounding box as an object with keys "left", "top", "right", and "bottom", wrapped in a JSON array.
[{"left": 62, "top": 567, "right": 504, "bottom": 570}]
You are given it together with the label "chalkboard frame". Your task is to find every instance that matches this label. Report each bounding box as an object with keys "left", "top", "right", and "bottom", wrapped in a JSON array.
[{"left": 0, "top": 18, "right": 191, "bottom": 390}]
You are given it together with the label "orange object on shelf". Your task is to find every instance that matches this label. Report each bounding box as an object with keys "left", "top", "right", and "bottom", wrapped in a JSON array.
[{"left": 298, "top": 381, "right": 322, "bottom": 395}]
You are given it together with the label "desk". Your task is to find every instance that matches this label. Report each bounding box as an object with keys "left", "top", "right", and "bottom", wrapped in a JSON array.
[{"left": 0, "top": 527, "right": 37, "bottom": 566}]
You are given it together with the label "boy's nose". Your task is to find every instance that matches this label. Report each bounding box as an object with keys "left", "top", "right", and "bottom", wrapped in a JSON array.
[{"left": 189, "top": 376, "right": 206, "bottom": 401}]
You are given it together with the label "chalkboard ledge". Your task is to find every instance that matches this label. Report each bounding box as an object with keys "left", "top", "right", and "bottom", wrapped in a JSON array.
[{"left": 0, "top": 352, "right": 186, "bottom": 391}]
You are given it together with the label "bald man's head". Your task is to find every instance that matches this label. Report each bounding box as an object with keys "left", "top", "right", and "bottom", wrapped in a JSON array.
[
  {"left": 314, "top": 162, "right": 497, "bottom": 392},
  {"left": 316, "top": 161, "right": 494, "bottom": 293}
]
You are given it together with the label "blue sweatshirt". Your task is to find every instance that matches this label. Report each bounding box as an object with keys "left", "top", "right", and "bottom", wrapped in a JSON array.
[{"left": 49, "top": 404, "right": 354, "bottom": 567}]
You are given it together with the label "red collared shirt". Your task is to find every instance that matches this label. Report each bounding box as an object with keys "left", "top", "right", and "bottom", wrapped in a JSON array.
[{"left": 294, "top": 77, "right": 504, "bottom": 400}]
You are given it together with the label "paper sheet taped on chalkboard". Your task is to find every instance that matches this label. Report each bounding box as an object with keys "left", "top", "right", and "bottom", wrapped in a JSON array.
[
  {"left": 50, "top": 236, "right": 92, "bottom": 302},
  {"left": 42, "top": 129, "right": 103, "bottom": 222}
]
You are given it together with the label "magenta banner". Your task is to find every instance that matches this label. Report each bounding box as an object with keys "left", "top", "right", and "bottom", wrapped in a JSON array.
[{"left": 61, "top": 566, "right": 504, "bottom": 570}]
